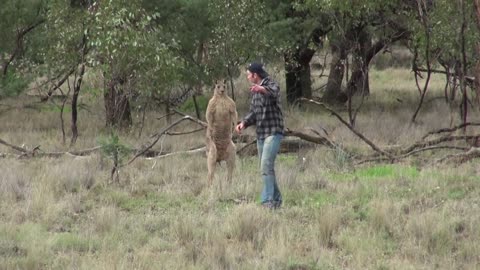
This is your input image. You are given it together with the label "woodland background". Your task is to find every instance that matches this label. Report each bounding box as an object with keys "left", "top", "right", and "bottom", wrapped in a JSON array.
[{"left": 1, "top": 0, "right": 480, "bottom": 269}]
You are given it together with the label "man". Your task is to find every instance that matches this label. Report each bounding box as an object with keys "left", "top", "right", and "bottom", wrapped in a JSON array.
[{"left": 235, "top": 62, "right": 284, "bottom": 209}]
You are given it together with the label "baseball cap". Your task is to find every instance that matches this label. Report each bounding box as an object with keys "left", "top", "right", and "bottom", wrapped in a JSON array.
[{"left": 247, "top": 62, "right": 269, "bottom": 78}]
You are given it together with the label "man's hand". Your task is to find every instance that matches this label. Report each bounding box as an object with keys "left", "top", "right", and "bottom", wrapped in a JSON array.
[
  {"left": 235, "top": 121, "right": 245, "bottom": 134},
  {"left": 250, "top": 84, "right": 266, "bottom": 94}
]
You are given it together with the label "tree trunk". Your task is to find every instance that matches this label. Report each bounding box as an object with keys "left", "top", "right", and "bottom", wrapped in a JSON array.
[
  {"left": 192, "top": 95, "right": 201, "bottom": 120},
  {"left": 474, "top": 0, "right": 480, "bottom": 103},
  {"left": 347, "top": 28, "right": 372, "bottom": 96},
  {"left": 70, "top": 33, "right": 88, "bottom": 146},
  {"left": 284, "top": 47, "right": 315, "bottom": 105},
  {"left": 70, "top": 64, "right": 85, "bottom": 146},
  {"left": 323, "top": 41, "right": 348, "bottom": 104},
  {"left": 104, "top": 76, "right": 132, "bottom": 128},
  {"left": 193, "top": 42, "right": 205, "bottom": 120}
]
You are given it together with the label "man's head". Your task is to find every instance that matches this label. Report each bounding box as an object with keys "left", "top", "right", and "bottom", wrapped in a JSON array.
[{"left": 247, "top": 62, "right": 268, "bottom": 84}]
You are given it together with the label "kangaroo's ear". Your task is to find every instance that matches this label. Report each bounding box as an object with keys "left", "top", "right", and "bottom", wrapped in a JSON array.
[{"left": 223, "top": 79, "right": 227, "bottom": 84}]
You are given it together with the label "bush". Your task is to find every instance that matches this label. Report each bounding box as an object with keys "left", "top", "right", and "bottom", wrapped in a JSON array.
[
  {"left": 179, "top": 95, "right": 209, "bottom": 113},
  {"left": 98, "top": 134, "right": 131, "bottom": 166},
  {"left": 0, "top": 71, "right": 30, "bottom": 98}
]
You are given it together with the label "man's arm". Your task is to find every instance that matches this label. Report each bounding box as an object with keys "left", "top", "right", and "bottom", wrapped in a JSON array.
[
  {"left": 262, "top": 79, "right": 280, "bottom": 99},
  {"left": 242, "top": 94, "right": 256, "bottom": 127},
  {"left": 250, "top": 79, "right": 280, "bottom": 99}
]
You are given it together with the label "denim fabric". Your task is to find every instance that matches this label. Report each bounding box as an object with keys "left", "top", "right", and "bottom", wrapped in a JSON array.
[{"left": 257, "top": 133, "right": 283, "bottom": 205}]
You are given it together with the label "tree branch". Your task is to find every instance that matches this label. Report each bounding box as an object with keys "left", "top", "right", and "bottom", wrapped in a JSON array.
[{"left": 300, "top": 98, "right": 394, "bottom": 159}]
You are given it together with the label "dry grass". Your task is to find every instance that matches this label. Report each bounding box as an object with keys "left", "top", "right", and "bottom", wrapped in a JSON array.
[{"left": 1, "top": 67, "right": 480, "bottom": 269}]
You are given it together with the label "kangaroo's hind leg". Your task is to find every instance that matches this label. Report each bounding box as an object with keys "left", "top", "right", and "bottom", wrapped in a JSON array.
[
  {"left": 207, "top": 143, "right": 217, "bottom": 187},
  {"left": 225, "top": 141, "right": 236, "bottom": 183}
]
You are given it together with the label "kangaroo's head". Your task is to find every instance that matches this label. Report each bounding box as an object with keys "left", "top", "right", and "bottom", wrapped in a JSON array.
[{"left": 214, "top": 79, "right": 227, "bottom": 96}]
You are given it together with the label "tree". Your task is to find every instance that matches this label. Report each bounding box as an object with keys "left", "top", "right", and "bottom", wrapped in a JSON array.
[
  {"left": 42, "top": 0, "right": 91, "bottom": 145},
  {"left": 0, "top": 0, "right": 46, "bottom": 77},
  {"left": 207, "top": 0, "right": 269, "bottom": 100},
  {"left": 87, "top": 0, "right": 179, "bottom": 128},
  {"left": 410, "top": 0, "right": 479, "bottom": 123},
  {"left": 41, "top": 0, "right": 180, "bottom": 142},
  {"left": 319, "top": 0, "right": 412, "bottom": 104},
  {"left": 265, "top": 0, "right": 330, "bottom": 105},
  {"left": 475, "top": 0, "right": 480, "bottom": 103},
  {"left": 142, "top": 0, "right": 213, "bottom": 120}
]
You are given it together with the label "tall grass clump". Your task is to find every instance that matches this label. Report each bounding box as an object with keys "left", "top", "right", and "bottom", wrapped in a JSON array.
[
  {"left": 224, "top": 204, "right": 277, "bottom": 250},
  {"left": 0, "top": 160, "right": 32, "bottom": 202}
]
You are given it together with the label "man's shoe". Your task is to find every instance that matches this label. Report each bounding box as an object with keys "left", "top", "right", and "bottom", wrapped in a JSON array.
[
  {"left": 262, "top": 201, "right": 282, "bottom": 210},
  {"left": 261, "top": 201, "right": 275, "bottom": 210},
  {"left": 273, "top": 201, "right": 282, "bottom": 209}
]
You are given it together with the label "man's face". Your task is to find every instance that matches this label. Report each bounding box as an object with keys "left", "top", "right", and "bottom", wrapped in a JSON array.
[{"left": 246, "top": 70, "right": 258, "bottom": 84}]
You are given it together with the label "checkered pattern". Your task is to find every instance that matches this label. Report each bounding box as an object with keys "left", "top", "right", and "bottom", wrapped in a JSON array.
[{"left": 243, "top": 77, "right": 284, "bottom": 140}]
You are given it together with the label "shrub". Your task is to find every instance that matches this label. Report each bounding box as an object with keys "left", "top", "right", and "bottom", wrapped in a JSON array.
[
  {"left": 179, "top": 95, "right": 209, "bottom": 113},
  {"left": 0, "top": 71, "right": 30, "bottom": 98}
]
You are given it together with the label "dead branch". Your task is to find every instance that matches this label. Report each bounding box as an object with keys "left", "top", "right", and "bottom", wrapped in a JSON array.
[
  {"left": 170, "top": 109, "right": 207, "bottom": 127},
  {"left": 414, "top": 67, "right": 475, "bottom": 85},
  {"left": 165, "top": 127, "right": 204, "bottom": 136},
  {"left": 124, "top": 115, "right": 202, "bottom": 166},
  {"left": 156, "top": 112, "right": 176, "bottom": 121},
  {"left": 236, "top": 140, "right": 257, "bottom": 156},
  {"left": 300, "top": 98, "right": 394, "bottom": 159},
  {"left": 0, "top": 137, "right": 102, "bottom": 158},
  {"left": 0, "top": 138, "right": 29, "bottom": 153},
  {"left": 145, "top": 146, "right": 206, "bottom": 160},
  {"left": 284, "top": 127, "right": 336, "bottom": 147},
  {"left": 401, "top": 134, "right": 479, "bottom": 155},
  {"left": 42, "top": 146, "right": 103, "bottom": 157},
  {"left": 434, "top": 147, "right": 480, "bottom": 164},
  {"left": 421, "top": 122, "right": 480, "bottom": 140},
  {"left": 356, "top": 145, "right": 469, "bottom": 165}
]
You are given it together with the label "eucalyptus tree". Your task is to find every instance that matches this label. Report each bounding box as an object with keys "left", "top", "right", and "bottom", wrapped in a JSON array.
[
  {"left": 207, "top": 0, "right": 269, "bottom": 100},
  {"left": 0, "top": 0, "right": 46, "bottom": 77},
  {"left": 89, "top": 0, "right": 179, "bottom": 128},
  {"left": 262, "top": 0, "right": 331, "bottom": 105},
  {"left": 42, "top": 0, "right": 179, "bottom": 144},
  {"left": 409, "top": 0, "right": 480, "bottom": 123},
  {"left": 475, "top": 0, "right": 480, "bottom": 101},
  {"left": 141, "top": 0, "right": 269, "bottom": 118},
  {"left": 140, "top": 0, "right": 214, "bottom": 120},
  {"left": 312, "top": 0, "right": 412, "bottom": 104},
  {"left": 0, "top": 0, "right": 46, "bottom": 98},
  {"left": 253, "top": 0, "right": 411, "bottom": 105}
]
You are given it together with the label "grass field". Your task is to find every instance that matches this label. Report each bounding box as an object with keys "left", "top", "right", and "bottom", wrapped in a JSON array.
[{"left": 1, "top": 67, "right": 480, "bottom": 269}]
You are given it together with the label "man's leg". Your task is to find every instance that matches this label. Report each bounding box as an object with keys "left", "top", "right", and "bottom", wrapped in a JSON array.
[{"left": 259, "top": 134, "right": 282, "bottom": 205}]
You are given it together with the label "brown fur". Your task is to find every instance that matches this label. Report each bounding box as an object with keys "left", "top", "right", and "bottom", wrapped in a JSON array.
[{"left": 205, "top": 80, "right": 238, "bottom": 186}]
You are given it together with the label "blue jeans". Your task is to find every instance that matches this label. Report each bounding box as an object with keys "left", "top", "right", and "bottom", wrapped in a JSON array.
[{"left": 257, "top": 134, "right": 283, "bottom": 205}]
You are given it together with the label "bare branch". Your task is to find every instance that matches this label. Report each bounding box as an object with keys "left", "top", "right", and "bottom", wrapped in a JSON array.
[
  {"left": 236, "top": 140, "right": 257, "bottom": 157},
  {"left": 0, "top": 137, "right": 102, "bottom": 157},
  {"left": 124, "top": 116, "right": 197, "bottom": 166},
  {"left": 300, "top": 98, "right": 394, "bottom": 159},
  {"left": 145, "top": 146, "right": 206, "bottom": 160},
  {"left": 170, "top": 109, "right": 207, "bottom": 127},
  {"left": 422, "top": 122, "right": 480, "bottom": 140},
  {"left": 402, "top": 134, "right": 479, "bottom": 155},
  {"left": 434, "top": 147, "right": 480, "bottom": 164},
  {"left": 0, "top": 138, "right": 28, "bottom": 153},
  {"left": 166, "top": 127, "right": 205, "bottom": 136}
]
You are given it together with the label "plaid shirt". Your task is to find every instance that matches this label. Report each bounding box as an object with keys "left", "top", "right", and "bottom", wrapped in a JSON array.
[{"left": 243, "top": 77, "right": 284, "bottom": 140}]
